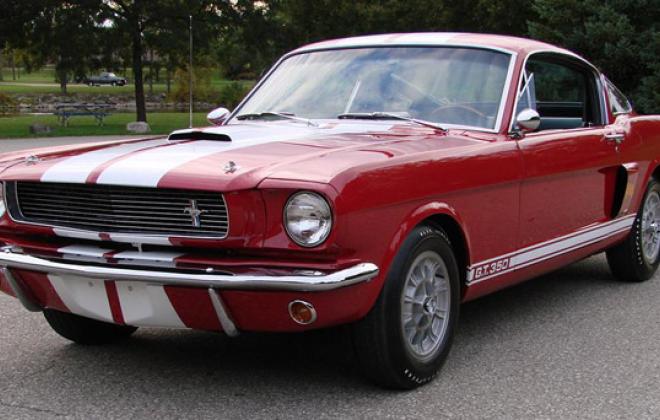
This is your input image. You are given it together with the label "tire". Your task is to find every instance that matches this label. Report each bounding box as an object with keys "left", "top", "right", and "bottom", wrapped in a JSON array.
[
  {"left": 607, "top": 179, "right": 660, "bottom": 282},
  {"left": 351, "top": 225, "right": 461, "bottom": 389},
  {"left": 43, "top": 309, "right": 137, "bottom": 345}
]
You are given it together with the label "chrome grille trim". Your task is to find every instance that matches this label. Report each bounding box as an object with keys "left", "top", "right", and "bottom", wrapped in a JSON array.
[{"left": 7, "top": 182, "right": 229, "bottom": 238}]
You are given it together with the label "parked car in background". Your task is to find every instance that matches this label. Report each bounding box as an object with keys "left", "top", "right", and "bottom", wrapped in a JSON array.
[
  {"left": 83, "top": 72, "right": 127, "bottom": 86},
  {"left": 1, "top": 33, "right": 659, "bottom": 389}
]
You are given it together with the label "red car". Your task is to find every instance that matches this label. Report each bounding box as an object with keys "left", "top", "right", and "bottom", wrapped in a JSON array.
[{"left": 0, "top": 33, "right": 658, "bottom": 389}]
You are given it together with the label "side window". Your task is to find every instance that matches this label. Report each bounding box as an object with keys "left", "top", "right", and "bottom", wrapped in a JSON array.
[
  {"left": 605, "top": 78, "right": 632, "bottom": 115},
  {"left": 517, "top": 56, "right": 602, "bottom": 131}
]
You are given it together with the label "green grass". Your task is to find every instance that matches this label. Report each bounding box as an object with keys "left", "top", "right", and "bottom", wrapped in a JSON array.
[
  {"left": 0, "top": 112, "right": 210, "bottom": 138},
  {"left": 0, "top": 80, "right": 248, "bottom": 95},
  {"left": 1, "top": 66, "right": 56, "bottom": 82},
  {"left": 0, "top": 66, "right": 249, "bottom": 95}
]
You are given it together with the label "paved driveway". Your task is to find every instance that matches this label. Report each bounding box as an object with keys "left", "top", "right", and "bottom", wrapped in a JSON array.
[{"left": 0, "top": 137, "right": 658, "bottom": 419}]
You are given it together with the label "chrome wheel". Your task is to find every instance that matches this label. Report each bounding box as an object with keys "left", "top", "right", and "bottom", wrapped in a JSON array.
[
  {"left": 642, "top": 191, "right": 660, "bottom": 263},
  {"left": 401, "top": 250, "right": 451, "bottom": 362}
]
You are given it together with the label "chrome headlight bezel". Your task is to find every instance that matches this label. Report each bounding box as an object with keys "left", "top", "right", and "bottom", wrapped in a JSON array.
[{"left": 283, "top": 191, "right": 333, "bottom": 248}]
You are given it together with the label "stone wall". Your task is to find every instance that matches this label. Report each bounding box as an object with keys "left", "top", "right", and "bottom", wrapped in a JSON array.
[{"left": 1, "top": 92, "right": 216, "bottom": 113}]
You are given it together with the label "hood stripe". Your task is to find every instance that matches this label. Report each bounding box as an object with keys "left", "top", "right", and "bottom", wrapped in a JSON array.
[
  {"left": 96, "top": 123, "right": 395, "bottom": 187},
  {"left": 96, "top": 137, "right": 293, "bottom": 187},
  {"left": 85, "top": 139, "right": 193, "bottom": 184},
  {"left": 40, "top": 138, "right": 171, "bottom": 183}
]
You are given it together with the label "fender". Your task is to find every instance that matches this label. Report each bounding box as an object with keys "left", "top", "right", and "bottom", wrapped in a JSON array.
[
  {"left": 377, "top": 201, "right": 471, "bottom": 293},
  {"left": 630, "top": 158, "right": 660, "bottom": 213}
]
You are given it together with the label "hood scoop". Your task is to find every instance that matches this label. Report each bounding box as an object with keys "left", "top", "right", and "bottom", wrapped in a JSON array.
[{"left": 168, "top": 130, "right": 231, "bottom": 142}]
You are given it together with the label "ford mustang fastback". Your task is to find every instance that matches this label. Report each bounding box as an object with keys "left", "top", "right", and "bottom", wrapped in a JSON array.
[{"left": 1, "top": 33, "right": 659, "bottom": 389}]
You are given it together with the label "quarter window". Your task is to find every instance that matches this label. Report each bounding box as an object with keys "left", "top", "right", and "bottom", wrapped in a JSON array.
[{"left": 605, "top": 78, "right": 632, "bottom": 115}]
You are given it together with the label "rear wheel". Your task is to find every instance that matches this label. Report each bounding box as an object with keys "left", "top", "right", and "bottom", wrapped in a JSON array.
[
  {"left": 44, "top": 309, "right": 137, "bottom": 345},
  {"left": 607, "top": 179, "right": 660, "bottom": 282},
  {"left": 352, "top": 225, "right": 460, "bottom": 389}
]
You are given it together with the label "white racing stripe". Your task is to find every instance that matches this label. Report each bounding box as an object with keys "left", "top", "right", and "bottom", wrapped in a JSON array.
[
  {"left": 108, "top": 233, "right": 173, "bottom": 246},
  {"left": 96, "top": 123, "right": 395, "bottom": 187},
  {"left": 47, "top": 274, "right": 114, "bottom": 323},
  {"left": 112, "top": 250, "right": 183, "bottom": 261},
  {"left": 467, "top": 215, "right": 635, "bottom": 284},
  {"left": 57, "top": 244, "right": 113, "bottom": 258},
  {"left": 53, "top": 228, "right": 101, "bottom": 241},
  {"left": 116, "top": 282, "right": 185, "bottom": 328},
  {"left": 47, "top": 273, "right": 186, "bottom": 328},
  {"left": 111, "top": 250, "right": 183, "bottom": 268},
  {"left": 41, "top": 138, "right": 170, "bottom": 183}
]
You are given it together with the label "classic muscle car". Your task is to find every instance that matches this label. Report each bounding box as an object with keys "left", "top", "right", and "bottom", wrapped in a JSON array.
[{"left": 1, "top": 33, "right": 659, "bottom": 389}]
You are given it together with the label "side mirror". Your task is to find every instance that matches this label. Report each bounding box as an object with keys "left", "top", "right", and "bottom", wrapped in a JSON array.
[
  {"left": 515, "top": 108, "right": 541, "bottom": 132},
  {"left": 207, "top": 107, "right": 230, "bottom": 126}
]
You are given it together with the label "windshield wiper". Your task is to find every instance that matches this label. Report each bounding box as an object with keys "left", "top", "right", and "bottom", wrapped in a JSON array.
[
  {"left": 236, "top": 111, "right": 318, "bottom": 127},
  {"left": 337, "top": 112, "right": 446, "bottom": 131}
]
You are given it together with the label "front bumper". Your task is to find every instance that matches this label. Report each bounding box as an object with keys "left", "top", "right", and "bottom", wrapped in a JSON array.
[
  {"left": 0, "top": 247, "right": 380, "bottom": 335},
  {"left": 0, "top": 249, "right": 378, "bottom": 292}
]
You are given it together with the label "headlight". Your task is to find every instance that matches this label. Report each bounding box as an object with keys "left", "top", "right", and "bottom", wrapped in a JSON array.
[{"left": 284, "top": 192, "right": 332, "bottom": 247}]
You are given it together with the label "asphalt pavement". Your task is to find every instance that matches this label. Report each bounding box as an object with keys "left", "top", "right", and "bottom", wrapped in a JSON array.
[{"left": 0, "top": 136, "right": 658, "bottom": 419}]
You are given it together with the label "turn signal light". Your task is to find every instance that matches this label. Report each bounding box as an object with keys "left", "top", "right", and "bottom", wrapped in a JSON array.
[{"left": 288, "top": 300, "right": 317, "bottom": 325}]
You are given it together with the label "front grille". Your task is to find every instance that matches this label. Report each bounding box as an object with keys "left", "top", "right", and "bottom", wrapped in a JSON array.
[{"left": 8, "top": 182, "right": 229, "bottom": 237}]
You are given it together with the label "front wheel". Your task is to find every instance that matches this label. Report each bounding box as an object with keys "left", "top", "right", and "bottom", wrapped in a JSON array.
[
  {"left": 607, "top": 179, "right": 660, "bottom": 282},
  {"left": 44, "top": 309, "right": 137, "bottom": 345},
  {"left": 352, "top": 225, "right": 460, "bottom": 389}
]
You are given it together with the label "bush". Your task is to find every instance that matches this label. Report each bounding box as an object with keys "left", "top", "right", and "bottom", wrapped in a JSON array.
[
  {"left": 0, "top": 93, "right": 16, "bottom": 113},
  {"left": 215, "top": 82, "right": 252, "bottom": 110},
  {"left": 169, "top": 66, "right": 216, "bottom": 103}
]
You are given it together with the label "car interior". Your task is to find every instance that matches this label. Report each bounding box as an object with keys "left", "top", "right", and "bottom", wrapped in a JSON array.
[{"left": 517, "top": 53, "right": 603, "bottom": 131}]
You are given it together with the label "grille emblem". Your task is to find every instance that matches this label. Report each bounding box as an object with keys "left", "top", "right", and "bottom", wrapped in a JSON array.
[{"left": 183, "top": 199, "right": 207, "bottom": 228}]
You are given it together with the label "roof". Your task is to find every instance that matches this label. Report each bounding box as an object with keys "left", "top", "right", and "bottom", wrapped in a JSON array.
[{"left": 293, "top": 32, "right": 570, "bottom": 57}]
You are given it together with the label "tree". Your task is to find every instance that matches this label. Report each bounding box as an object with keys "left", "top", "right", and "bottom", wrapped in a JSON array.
[
  {"left": 0, "top": 0, "right": 102, "bottom": 94},
  {"left": 217, "top": 0, "right": 536, "bottom": 80},
  {"left": 101, "top": 0, "right": 222, "bottom": 122},
  {"left": 101, "top": 0, "right": 151, "bottom": 122},
  {"left": 529, "top": 0, "right": 660, "bottom": 113}
]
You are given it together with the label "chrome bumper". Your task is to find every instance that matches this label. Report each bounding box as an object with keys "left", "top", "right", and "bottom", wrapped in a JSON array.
[{"left": 0, "top": 249, "right": 379, "bottom": 292}]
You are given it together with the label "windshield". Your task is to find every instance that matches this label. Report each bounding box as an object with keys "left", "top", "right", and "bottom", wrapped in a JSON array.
[{"left": 234, "top": 47, "right": 512, "bottom": 130}]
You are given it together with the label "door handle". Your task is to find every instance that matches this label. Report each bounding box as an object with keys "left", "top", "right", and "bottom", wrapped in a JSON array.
[{"left": 603, "top": 133, "right": 625, "bottom": 145}]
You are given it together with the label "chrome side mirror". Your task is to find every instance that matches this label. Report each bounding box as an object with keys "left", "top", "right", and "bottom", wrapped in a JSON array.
[
  {"left": 515, "top": 108, "right": 541, "bottom": 132},
  {"left": 207, "top": 107, "right": 230, "bottom": 125}
]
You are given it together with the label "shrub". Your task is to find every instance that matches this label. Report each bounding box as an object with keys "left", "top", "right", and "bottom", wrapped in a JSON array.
[
  {"left": 169, "top": 67, "right": 216, "bottom": 103},
  {"left": 0, "top": 93, "right": 16, "bottom": 113},
  {"left": 215, "top": 82, "right": 252, "bottom": 110}
]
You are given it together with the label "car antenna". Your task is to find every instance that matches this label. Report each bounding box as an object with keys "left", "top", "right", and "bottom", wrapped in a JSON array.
[{"left": 189, "top": 14, "right": 193, "bottom": 129}]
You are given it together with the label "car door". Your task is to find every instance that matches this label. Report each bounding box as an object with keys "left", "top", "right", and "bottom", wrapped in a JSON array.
[{"left": 514, "top": 53, "right": 622, "bottom": 249}]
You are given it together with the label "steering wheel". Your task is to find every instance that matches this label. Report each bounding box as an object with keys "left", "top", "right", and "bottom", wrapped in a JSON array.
[
  {"left": 431, "top": 103, "right": 487, "bottom": 119},
  {"left": 389, "top": 73, "right": 450, "bottom": 107}
]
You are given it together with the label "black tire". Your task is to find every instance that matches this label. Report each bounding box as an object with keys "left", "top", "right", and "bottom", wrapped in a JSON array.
[
  {"left": 607, "top": 179, "right": 660, "bottom": 282},
  {"left": 351, "top": 225, "right": 461, "bottom": 389},
  {"left": 43, "top": 309, "right": 137, "bottom": 345}
]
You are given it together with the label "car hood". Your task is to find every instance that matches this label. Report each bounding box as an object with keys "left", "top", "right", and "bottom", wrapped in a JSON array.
[{"left": 0, "top": 121, "right": 484, "bottom": 191}]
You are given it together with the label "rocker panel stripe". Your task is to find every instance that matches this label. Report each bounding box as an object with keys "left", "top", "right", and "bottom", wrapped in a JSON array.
[{"left": 467, "top": 215, "right": 635, "bottom": 285}]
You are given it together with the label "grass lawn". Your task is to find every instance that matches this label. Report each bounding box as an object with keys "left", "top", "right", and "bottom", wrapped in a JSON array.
[
  {"left": 0, "top": 112, "right": 211, "bottom": 138},
  {"left": 0, "top": 66, "right": 251, "bottom": 95},
  {"left": 0, "top": 80, "right": 250, "bottom": 95}
]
